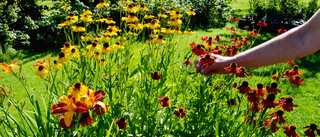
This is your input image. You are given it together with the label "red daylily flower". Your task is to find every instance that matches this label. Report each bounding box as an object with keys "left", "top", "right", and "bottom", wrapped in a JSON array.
[
  {"left": 80, "top": 113, "right": 94, "bottom": 127},
  {"left": 257, "top": 20, "right": 267, "bottom": 27},
  {"left": 289, "top": 75, "right": 303, "bottom": 86},
  {"left": 191, "top": 44, "right": 206, "bottom": 56},
  {"left": 59, "top": 115, "right": 77, "bottom": 129},
  {"left": 282, "top": 124, "right": 299, "bottom": 137},
  {"left": 281, "top": 96, "right": 298, "bottom": 112},
  {"left": 278, "top": 27, "right": 287, "bottom": 35},
  {"left": 287, "top": 60, "right": 295, "bottom": 65},
  {"left": 116, "top": 117, "right": 127, "bottom": 129},
  {"left": 266, "top": 82, "right": 281, "bottom": 95},
  {"left": 85, "top": 90, "right": 108, "bottom": 115},
  {"left": 237, "top": 81, "right": 251, "bottom": 94},
  {"left": 200, "top": 54, "right": 216, "bottom": 67},
  {"left": 158, "top": 96, "right": 172, "bottom": 107},
  {"left": 151, "top": 72, "right": 161, "bottom": 80},
  {"left": 174, "top": 107, "right": 186, "bottom": 118},
  {"left": 214, "top": 35, "right": 222, "bottom": 42},
  {"left": 236, "top": 66, "right": 252, "bottom": 77},
  {"left": 251, "top": 83, "right": 266, "bottom": 96},
  {"left": 250, "top": 103, "right": 263, "bottom": 112},
  {"left": 231, "top": 16, "right": 239, "bottom": 22},
  {"left": 261, "top": 94, "right": 279, "bottom": 108},
  {"left": 289, "top": 65, "right": 302, "bottom": 75},
  {"left": 224, "top": 62, "right": 241, "bottom": 74},
  {"left": 304, "top": 124, "right": 320, "bottom": 137}
]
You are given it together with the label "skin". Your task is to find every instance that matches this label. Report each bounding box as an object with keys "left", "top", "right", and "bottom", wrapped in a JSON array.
[{"left": 195, "top": 9, "right": 320, "bottom": 76}]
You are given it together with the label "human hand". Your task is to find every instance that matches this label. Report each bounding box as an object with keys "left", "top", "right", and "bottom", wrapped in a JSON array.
[{"left": 194, "top": 54, "right": 236, "bottom": 76}]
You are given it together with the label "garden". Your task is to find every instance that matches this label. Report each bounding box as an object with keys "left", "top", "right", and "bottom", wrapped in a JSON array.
[{"left": 1, "top": 0, "right": 320, "bottom": 136}]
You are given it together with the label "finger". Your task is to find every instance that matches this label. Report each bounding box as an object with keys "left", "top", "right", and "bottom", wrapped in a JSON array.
[
  {"left": 200, "top": 64, "right": 216, "bottom": 74},
  {"left": 204, "top": 70, "right": 215, "bottom": 76},
  {"left": 194, "top": 60, "right": 202, "bottom": 73}
]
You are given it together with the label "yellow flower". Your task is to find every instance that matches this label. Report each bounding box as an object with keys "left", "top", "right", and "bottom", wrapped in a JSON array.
[
  {"left": 172, "top": 26, "right": 182, "bottom": 34},
  {"left": 83, "top": 8, "right": 92, "bottom": 15},
  {"left": 100, "top": 59, "right": 106, "bottom": 66},
  {"left": 94, "top": 52, "right": 101, "bottom": 61},
  {"left": 123, "top": 3, "right": 139, "bottom": 13},
  {"left": 57, "top": 52, "right": 69, "bottom": 64},
  {"left": 51, "top": 95, "right": 89, "bottom": 127},
  {"left": 82, "top": 50, "right": 94, "bottom": 58},
  {"left": 94, "top": 35, "right": 102, "bottom": 41},
  {"left": 66, "top": 12, "right": 78, "bottom": 20},
  {"left": 167, "top": 18, "right": 182, "bottom": 26},
  {"left": 52, "top": 60, "right": 62, "bottom": 69},
  {"left": 86, "top": 41, "right": 101, "bottom": 51},
  {"left": 113, "top": 42, "right": 124, "bottom": 50},
  {"left": 0, "top": 60, "right": 20, "bottom": 74},
  {"left": 144, "top": 13, "right": 154, "bottom": 19},
  {"left": 184, "top": 28, "right": 195, "bottom": 36},
  {"left": 81, "top": 35, "right": 91, "bottom": 42},
  {"left": 58, "top": 21, "right": 67, "bottom": 28},
  {"left": 153, "top": 34, "right": 166, "bottom": 44},
  {"left": 35, "top": 65, "right": 49, "bottom": 76},
  {"left": 72, "top": 22, "right": 86, "bottom": 32},
  {"left": 187, "top": 9, "right": 196, "bottom": 16},
  {"left": 205, "top": 42, "right": 215, "bottom": 49},
  {"left": 61, "top": 42, "right": 76, "bottom": 54},
  {"left": 104, "top": 18, "right": 116, "bottom": 24},
  {"left": 172, "top": 11, "right": 183, "bottom": 19},
  {"left": 67, "top": 82, "right": 89, "bottom": 99},
  {"left": 126, "top": 13, "right": 139, "bottom": 23},
  {"left": 104, "top": 27, "right": 118, "bottom": 36},
  {"left": 146, "top": 38, "right": 154, "bottom": 44},
  {"left": 96, "top": 0, "right": 109, "bottom": 8},
  {"left": 158, "top": 6, "right": 165, "bottom": 10},
  {"left": 67, "top": 47, "right": 80, "bottom": 58},
  {"left": 102, "top": 42, "right": 113, "bottom": 54},
  {"left": 139, "top": 4, "right": 148, "bottom": 11},
  {"left": 158, "top": 12, "right": 168, "bottom": 18},
  {"left": 80, "top": 14, "right": 93, "bottom": 22},
  {"left": 101, "top": 34, "right": 111, "bottom": 41},
  {"left": 61, "top": 5, "right": 71, "bottom": 10},
  {"left": 65, "top": 17, "right": 76, "bottom": 25},
  {"left": 120, "top": 0, "right": 130, "bottom": 4},
  {"left": 146, "top": 19, "right": 160, "bottom": 29},
  {"left": 161, "top": 25, "right": 172, "bottom": 34},
  {"left": 167, "top": 7, "right": 175, "bottom": 15}
]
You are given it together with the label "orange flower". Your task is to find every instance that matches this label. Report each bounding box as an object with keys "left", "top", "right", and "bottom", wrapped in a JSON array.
[
  {"left": 151, "top": 72, "right": 161, "bottom": 80},
  {"left": 191, "top": 44, "right": 205, "bottom": 56},
  {"left": 283, "top": 124, "right": 299, "bottom": 137},
  {"left": 230, "top": 16, "right": 239, "bottom": 21},
  {"left": 250, "top": 103, "right": 263, "bottom": 112},
  {"left": 200, "top": 54, "right": 216, "bottom": 67},
  {"left": 287, "top": 60, "right": 295, "bottom": 65},
  {"left": 278, "top": 27, "right": 287, "bottom": 35},
  {"left": 116, "top": 117, "right": 127, "bottom": 129},
  {"left": 214, "top": 35, "right": 222, "bottom": 42},
  {"left": 303, "top": 124, "right": 320, "bottom": 137},
  {"left": 257, "top": 20, "right": 267, "bottom": 27},
  {"left": 158, "top": 96, "right": 172, "bottom": 107},
  {"left": 237, "top": 81, "right": 251, "bottom": 94},
  {"left": 85, "top": 90, "right": 108, "bottom": 115},
  {"left": 249, "top": 29, "right": 260, "bottom": 37},
  {"left": 51, "top": 95, "right": 89, "bottom": 128},
  {"left": 174, "top": 107, "right": 186, "bottom": 118},
  {"left": 236, "top": 66, "right": 252, "bottom": 77},
  {"left": 251, "top": 83, "right": 266, "bottom": 96},
  {"left": 280, "top": 96, "right": 298, "bottom": 112},
  {"left": 289, "top": 75, "right": 303, "bottom": 86},
  {"left": 260, "top": 94, "right": 279, "bottom": 108},
  {"left": 266, "top": 82, "right": 281, "bottom": 95},
  {"left": 0, "top": 60, "right": 20, "bottom": 74},
  {"left": 224, "top": 63, "right": 241, "bottom": 74},
  {"left": 289, "top": 65, "right": 302, "bottom": 75}
]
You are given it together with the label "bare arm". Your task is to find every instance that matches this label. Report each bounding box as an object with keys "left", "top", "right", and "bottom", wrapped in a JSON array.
[{"left": 197, "top": 9, "right": 320, "bottom": 75}]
